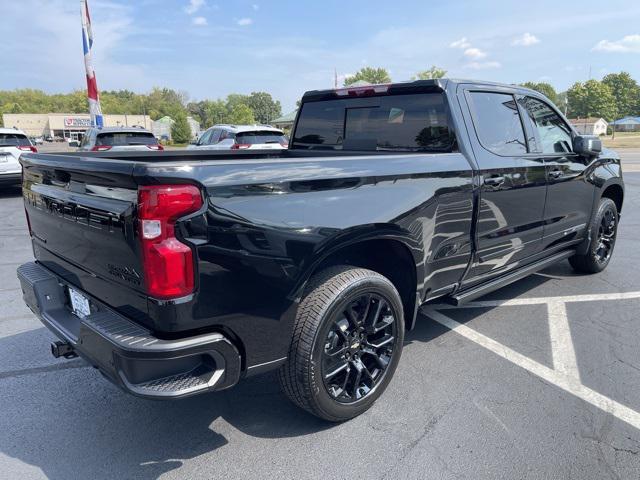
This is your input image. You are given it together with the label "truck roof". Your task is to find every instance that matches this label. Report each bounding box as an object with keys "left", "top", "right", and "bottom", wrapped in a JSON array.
[{"left": 301, "top": 78, "right": 539, "bottom": 102}]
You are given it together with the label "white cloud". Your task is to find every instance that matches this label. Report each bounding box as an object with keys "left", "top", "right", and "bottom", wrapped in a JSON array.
[
  {"left": 593, "top": 34, "right": 640, "bottom": 53},
  {"left": 237, "top": 18, "right": 253, "bottom": 26},
  {"left": 450, "top": 37, "right": 471, "bottom": 49},
  {"left": 511, "top": 32, "right": 540, "bottom": 47},
  {"left": 466, "top": 61, "right": 501, "bottom": 70},
  {"left": 252, "top": 4, "right": 259, "bottom": 10},
  {"left": 463, "top": 47, "right": 486, "bottom": 59},
  {"left": 192, "top": 16, "right": 207, "bottom": 26},
  {"left": 184, "top": 0, "right": 205, "bottom": 15}
]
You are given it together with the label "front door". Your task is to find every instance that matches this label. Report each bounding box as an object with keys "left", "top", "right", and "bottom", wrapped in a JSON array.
[
  {"left": 516, "top": 95, "right": 594, "bottom": 250},
  {"left": 460, "top": 87, "right": 548, "bottom": 286}
]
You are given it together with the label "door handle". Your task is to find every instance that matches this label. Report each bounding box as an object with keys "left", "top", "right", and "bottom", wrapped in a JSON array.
[
  {"left": 548, "top": 169, "right": 563, "bottom": 179},
  {"left": 484, "top": 175, "right": 505, "bottom": 187}
]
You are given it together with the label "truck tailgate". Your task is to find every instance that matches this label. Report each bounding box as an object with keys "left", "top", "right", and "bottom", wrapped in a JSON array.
[{"left": 21, "top": 154, "right": 150, "bottom": 323}]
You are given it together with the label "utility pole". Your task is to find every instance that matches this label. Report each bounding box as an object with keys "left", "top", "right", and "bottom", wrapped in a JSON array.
[{"left": 334, "top": 68, "right": 338, "bottom": 89}]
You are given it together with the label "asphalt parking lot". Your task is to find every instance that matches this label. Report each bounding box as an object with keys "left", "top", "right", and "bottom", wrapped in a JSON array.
[{"left": 1, "top": 157, "right": 640, "bottom": 479}]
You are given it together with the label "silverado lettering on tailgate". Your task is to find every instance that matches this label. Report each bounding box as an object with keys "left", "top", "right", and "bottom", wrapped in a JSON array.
[{"left": 25, "top": 190, "right": 124, "bottom": 234}]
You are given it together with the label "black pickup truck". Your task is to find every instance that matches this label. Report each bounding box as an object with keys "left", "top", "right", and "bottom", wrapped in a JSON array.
[{"left": 17, "top": 79, "right": 623, "bottom": 421}]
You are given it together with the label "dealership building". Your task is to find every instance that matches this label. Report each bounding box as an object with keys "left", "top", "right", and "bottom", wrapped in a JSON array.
[{"left": 2, "top": 113, "right": 153, "bottom": 141}]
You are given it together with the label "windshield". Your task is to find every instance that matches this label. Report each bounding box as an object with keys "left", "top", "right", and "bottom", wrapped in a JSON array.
[
  {"left": 0, "top": 133, "right": 31, "bottom": 147},
  {"left": 235, "top": 131, "right": 287, "bottom": 145},
  {"left": 96, "top": 132, "right": 157, "bottom": 146},
  {"left": 292, "top": 93, "right": 456, "bottom": 152}
]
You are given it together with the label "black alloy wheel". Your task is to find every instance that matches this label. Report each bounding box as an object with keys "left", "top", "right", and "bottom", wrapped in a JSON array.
[
  {"left": 279, "top": 266, "right": 405, "bottom": 422},
  {"left": 569, "top": 197, "right": 619, "bottom": 274},
  {"left": 593, "top": 205, "right": 616, "bottom": 265},
  {"left": 322, "top": 293, "right": 398, "bottom": 403}
]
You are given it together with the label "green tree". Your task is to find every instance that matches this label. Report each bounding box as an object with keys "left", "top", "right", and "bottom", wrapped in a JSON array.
[
  {"left": 520, "top": 82, "right": 559, "bottom": 106},
  {"left": 344, "top": 67, "right": 391, "bottom": 86},
  {"left": 171, "top": 113, "right": 191, "bottom": 143},
  {"left": 602, "top": 72, "right": 640, "bottom": 118},
  {"left": 245, "top": 92, "right": 282, "bottom": 124},
  {"left": 227, "top": 103, "right": 255, "bottom": 124},
  {"left": 412, "top": 66, "right": 447, "bottom": 80},
  {"left": 146, "top": 87, "right": 187, "bottom": 119},
  {"left": 567, "top": 80, "right": 616, "bottom": 120}
]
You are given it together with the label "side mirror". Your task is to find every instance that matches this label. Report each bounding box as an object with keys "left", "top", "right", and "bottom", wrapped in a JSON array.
[{"left": 573, "top": 135, "right": 602, "bottom": 157}]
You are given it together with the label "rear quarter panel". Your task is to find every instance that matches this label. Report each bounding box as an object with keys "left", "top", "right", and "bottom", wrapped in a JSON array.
[{"left": 137, "top": 153, "right": 475, "bottom": 369}]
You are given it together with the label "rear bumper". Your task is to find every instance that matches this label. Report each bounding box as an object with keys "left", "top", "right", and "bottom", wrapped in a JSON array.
[{"left": 17, "top": 262, "right": 242, "bottom": 399}]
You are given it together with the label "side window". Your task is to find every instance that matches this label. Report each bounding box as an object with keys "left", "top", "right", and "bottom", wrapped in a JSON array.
[
  {"left": 518, "top": 97, "right": 573, "bottom": 154},
  {"left": 468, "top": 91, "right": 527, "bottom": 155},
  {"left": 198, "top": 130, "right": 212, "bottom": 145},
  {"left": 219, "top": 130, "right": 234, "bottom": 142},
  {"left": 80, "top": 131, "right": 90, "bottom": 147},
  {"left": 209, "top": 129, "right": 222, "bottom": 144}
]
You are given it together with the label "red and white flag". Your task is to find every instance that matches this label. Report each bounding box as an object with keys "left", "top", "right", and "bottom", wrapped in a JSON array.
[{"left": 81, "top": 0, "right": 103, "bottom": 127}]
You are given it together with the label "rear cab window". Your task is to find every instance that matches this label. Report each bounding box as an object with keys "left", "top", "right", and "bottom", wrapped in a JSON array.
[
  {"left": 96, "top": 131, "right": 157, "bottom": 146},
  {"left": 292, "top": 93, "right": 457, "bottom": 152},
  {"left": 0, "top": 133, "right": 31, "bottom": 147}
]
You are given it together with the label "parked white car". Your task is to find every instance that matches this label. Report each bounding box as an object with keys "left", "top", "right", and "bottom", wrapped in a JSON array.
[
  {"left": 0, "top": 128, "right": 36, "bottom": 186},
  {"left": 188, "top": 124, "right": 288, "bottom": 150},
  {"left": 77, "top": 127, "right": 163, "bottom": 152}
]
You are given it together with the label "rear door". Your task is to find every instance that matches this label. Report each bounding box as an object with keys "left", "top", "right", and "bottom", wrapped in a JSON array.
[
  {"left": 460, "top": 87, "right": 547, "bottom": 285},
  {"left": 516, "top": 95, "right": 594, "bottom": 249}
]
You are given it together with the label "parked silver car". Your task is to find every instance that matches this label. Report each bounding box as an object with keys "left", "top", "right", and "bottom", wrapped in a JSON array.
[
  {"left": 188, "top": 124, "right": 288, "bottom": 150},
  {"left": 77, "top": 127, "right": 163, "bottom": 152}
]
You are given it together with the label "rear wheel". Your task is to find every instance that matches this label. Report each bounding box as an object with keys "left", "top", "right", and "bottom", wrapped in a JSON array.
[
  {"left": 279, "top": 266, "right": 404, "bottom": 422},
  {"left": 569, "top": 197, "right": 618, "bottom": 274}
]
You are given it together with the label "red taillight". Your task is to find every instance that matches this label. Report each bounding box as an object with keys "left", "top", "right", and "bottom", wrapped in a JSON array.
[
  {"left": 279, "top": 142, "right": 289, "bottom": 148},
  {"left": 231, "top": 143, "right": 251, "bottom": 150},
  {"left": 91, "top": 145, "right": 112, "bottom": 151},
  {"left": 146, "top": 144, "right": 164, "bottom": 151},
  {"left": 18, "top": 145, "right": 37, "bottom": 153},
  {"left": 137, "top": 185, "right": 203, "bottom": 299}
]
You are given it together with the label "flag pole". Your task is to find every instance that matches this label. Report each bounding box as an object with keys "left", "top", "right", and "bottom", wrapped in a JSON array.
[{"left": 81, "top": 0, "right": 104, "bottom": 128}]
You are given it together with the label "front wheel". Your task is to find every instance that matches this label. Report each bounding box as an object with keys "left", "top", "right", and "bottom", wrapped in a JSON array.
[
  {"left": 279, "top": 266, "right": 405, "bottom": 422},
  {"left": 569, "top": 197, "right": 618, "bottom": 274}
]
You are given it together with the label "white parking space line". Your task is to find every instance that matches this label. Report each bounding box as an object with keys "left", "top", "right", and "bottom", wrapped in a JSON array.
[
  {"left": 547, "top": 300, "right": 580, "bottom": 380},
  {"left": 422, "top": 290, "right": 640, "bottom": 431}
]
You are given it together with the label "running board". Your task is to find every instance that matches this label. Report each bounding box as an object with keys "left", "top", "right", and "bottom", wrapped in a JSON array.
[{"left": 449, "top": 250, "right": 575, "bottom": 306}]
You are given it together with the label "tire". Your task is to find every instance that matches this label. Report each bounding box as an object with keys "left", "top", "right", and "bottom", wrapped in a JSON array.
[
  {"left": 569, "top": 197, "right": 618, "bottom": 274},
  {"left": 279, "top": 266, "right": 405, "bottom": 422}
]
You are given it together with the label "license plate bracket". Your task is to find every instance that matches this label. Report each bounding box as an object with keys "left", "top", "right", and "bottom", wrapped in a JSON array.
[{"left": 68, "top": 287, "right": 91, "bottom": 318}]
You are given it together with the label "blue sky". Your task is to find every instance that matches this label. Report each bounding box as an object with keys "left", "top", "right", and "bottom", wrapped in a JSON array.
[{"left": 2, "top": 0, "right": 640, "bottom": 111}]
